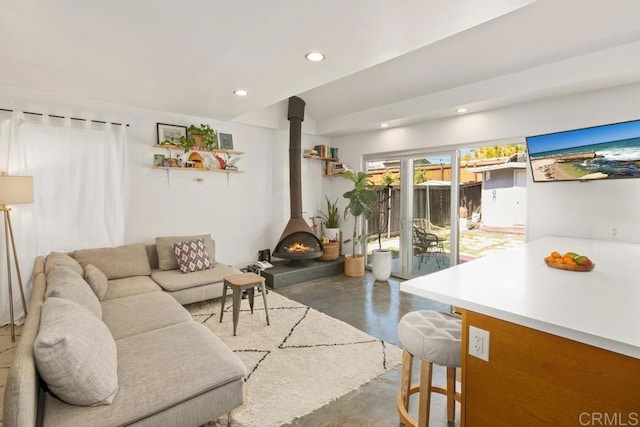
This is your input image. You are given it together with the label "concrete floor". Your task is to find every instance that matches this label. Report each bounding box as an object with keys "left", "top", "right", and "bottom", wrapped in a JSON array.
[{"left": 277, "top": 271, "right": 460, "bottom": 427}]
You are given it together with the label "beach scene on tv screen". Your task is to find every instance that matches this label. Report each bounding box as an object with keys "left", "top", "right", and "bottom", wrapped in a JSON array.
[{"left": 527, "top": 120, "right": 640, "bottom": 182}]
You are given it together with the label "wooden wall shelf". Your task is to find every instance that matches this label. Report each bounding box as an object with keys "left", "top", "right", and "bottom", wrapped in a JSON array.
[
  {"left": 152, "top": 166, "right": 243, "bottom": 174},
  {"left": 303, "top": 155, "right": 338, "bottom": 162},
  {"left": 304, "top": 155, "right": 346, "bottom": 177}
]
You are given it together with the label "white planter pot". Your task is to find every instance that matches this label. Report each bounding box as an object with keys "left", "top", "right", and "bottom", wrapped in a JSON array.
[
  {"left": 323, "top": 227, "right": 340, "bottom": 241},
  {"left": 372, "top": 250, "right": 392, "bottom": 281}
]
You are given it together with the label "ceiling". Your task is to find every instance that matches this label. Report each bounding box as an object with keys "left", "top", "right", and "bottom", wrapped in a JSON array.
[{"left": 2, "top": 0, "right": 640, "bottom": 137}]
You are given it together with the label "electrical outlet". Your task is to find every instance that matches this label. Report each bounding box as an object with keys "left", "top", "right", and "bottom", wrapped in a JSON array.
[
  {"left": 609, "top": 226, "right": 620, "bottom": 239},
  {"left": 469, "top": 325, "right": 490, "bottom": 362}
]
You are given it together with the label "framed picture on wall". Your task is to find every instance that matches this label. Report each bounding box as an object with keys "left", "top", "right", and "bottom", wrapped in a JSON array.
[
  {"left": 219, "top": 133, "right": 234, "bottom": 150},
  {"left": 157, "top": 123, "right": 187, "bottom": 145}
]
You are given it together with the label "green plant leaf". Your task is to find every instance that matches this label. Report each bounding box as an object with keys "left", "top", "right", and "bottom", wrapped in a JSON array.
[{"left": 318, "top": 195, "right": 340, "bottom": 228}]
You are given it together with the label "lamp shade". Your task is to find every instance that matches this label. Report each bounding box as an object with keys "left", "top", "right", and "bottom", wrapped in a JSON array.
[{"left": 0, "top": 176, "right": 34, "bottom": 205}]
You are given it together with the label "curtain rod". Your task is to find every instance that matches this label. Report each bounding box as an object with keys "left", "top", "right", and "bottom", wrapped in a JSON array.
[{"left": 0, "top": 108, "right": 130, "bottom": 127}]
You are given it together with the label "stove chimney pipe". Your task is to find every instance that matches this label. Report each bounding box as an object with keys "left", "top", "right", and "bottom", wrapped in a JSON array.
[{"left": 287, "top": 96, "right": 305, "bottom": 219}]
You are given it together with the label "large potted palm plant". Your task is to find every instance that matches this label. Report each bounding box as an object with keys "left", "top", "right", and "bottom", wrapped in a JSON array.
[{"left": 342, "top": 170, "right": 376, "bottom": 277}]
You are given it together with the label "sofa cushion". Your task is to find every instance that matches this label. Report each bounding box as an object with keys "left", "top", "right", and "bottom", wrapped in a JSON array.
[
  {"left": 42, "top": 321, "right": 245, "bottom": 427},
  {"left": 45, "top": 265, "right": 102, "bottom": 318},
  {"left": 151, "top": 263, "right": 240, "bottom": 292},
  {"left": 84, "top": 264, "right": 108, "bottom": 300},
  {"left": 34, "top": 297, "right": 118, "bottom": 407},
  {"left": 102, "top": 276, "right": 162, "bottom": 301},
  {"left": 172, "top": 238, "right": 214, "bottom": 274},
  {"left": 156, "top": 234, "right": 216, "bottom": 271},
  {"left": 101, "top": 292, "right": 192, "bottom": 340},
  {"left": 44, "top": 252, "right": 84, "bottom": 276},
  {"left": 73, "top": 243, "right": 151, "bottom": 280}
]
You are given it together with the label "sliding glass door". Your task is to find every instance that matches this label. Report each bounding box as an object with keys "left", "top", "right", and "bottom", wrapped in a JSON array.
[
  {"left": 363, "top": 151, "right": 458, "bottom": 280},
  {"left": 363, "top": 142, "right": 526, "bottom": 280},
  {"left": 409, "top": 152, "right": 457, "bottom": 278}
]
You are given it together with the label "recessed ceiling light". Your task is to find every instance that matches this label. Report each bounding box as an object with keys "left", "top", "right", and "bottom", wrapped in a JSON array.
[
  {"left": 234, "top": 89, "right": 248, "bottom": 96},
  {"left": 456, "top": 108, "right": 468, "bottom": 113},
  {"left": 305, "top": 52, "right": 325, "bottom": 62},
  {"left": 379, "top": 123, "right": 389, "bottom": 128}
]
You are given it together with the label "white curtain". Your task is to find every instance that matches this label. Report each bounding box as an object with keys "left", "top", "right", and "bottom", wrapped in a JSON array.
[{"left": 0, "top": 111, "right": 127, "bottom": 325}]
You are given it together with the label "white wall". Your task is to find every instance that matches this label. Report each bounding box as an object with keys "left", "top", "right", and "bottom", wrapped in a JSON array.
[
  {"left": 327, "top": 83, "right": 640, "bottom": 244},
  {"left": 4, "top": 80, "right": 639, "bottom": 271},
  {"left": 0, "top": 84, "right": 331, "bottom": 267},
  {"left": 481, "top": 187, "right": 526, "bottom": 228}
]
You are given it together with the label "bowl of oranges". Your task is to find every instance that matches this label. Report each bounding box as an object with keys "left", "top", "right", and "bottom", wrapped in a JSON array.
[{"left": 544, "top": 251, "right": 594, "bottom": 272}]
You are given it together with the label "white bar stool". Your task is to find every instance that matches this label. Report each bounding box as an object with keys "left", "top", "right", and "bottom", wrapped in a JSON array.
[{"left": 397, "top": 310, "right": 462, "bottom": 426}]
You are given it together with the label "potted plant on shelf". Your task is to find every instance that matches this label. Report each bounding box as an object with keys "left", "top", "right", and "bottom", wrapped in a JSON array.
[
  {"left": 187, "top": 124, "right": 218, "bottom": 151},
  {"left": 318, "top": 196, "right": 341, "bottom": 242},
  {"left": 371, "top": 180, "right": 393, "bottom": 281},
  {"left": 177, "top": 135, "right": 195, "bottom": 153},
  {"left": 342, "top": 170, "right": 377, "bottom": 277}
]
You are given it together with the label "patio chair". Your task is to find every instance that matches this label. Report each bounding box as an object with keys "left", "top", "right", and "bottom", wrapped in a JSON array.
[
  {"left": 413, "top": 226, "right": 445, "bottom": 268},
  {"left": 413, "top": 218, "right": 446, "bottom": 235}
]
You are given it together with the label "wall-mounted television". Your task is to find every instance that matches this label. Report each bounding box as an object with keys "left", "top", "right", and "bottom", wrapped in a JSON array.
[{"left": 526, "top": 119, "right": 640, "bottom": 182}]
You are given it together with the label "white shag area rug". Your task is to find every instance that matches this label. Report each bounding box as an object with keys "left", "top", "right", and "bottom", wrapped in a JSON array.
[{"left": 188, "top": 290, "right": 402, "bottom": 427}]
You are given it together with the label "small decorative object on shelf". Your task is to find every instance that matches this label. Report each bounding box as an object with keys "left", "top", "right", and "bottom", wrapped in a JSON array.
[
  {"left": 188, "top": 152, "right": 204, "bottom": 169},
  {"left": 214, "top": 154, "right": 226, "bottom": 169},
  {"left": 304, "top": 148, "right": 318, "bottom": 158},
  {"left": 153, "top": 154, "right": 165, "bottom": 167},
  {"left": 312, "top": 145, "right": 338, "bottom": 159},
  {"left": 324, "top": 162, "right": 347, "bottom": 176}
]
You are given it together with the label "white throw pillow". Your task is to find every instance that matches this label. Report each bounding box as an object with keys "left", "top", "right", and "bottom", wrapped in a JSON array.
[{"left": 34, "top": 297, "right": 119, "bottom": 406}]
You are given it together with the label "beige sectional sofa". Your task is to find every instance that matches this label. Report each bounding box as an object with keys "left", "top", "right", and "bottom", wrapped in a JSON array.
[{"left": 4, "top": 235, "right": 246, "bottom": 427}]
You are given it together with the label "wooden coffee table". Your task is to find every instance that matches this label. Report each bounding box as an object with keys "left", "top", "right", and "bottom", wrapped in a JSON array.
[{"left": 220, "top": 272, "right": 270, "bottom": 336}]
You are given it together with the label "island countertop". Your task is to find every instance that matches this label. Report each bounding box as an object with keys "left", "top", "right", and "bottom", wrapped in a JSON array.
[{"left": 400, "top": 236, "right": 640, "bottom": 359}]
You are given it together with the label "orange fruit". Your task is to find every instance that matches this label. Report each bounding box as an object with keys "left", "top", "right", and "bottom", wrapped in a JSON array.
[{"left": 551, "top": 251, "right": 561, "bottom": 259}]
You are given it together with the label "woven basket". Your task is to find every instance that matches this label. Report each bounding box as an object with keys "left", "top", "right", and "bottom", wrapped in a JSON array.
[
  {"left": 318, "top": 241, "right": 339, "bottom": 261},
  {"left": 344, "top": 254, "right": 365, "bottom": 277}
]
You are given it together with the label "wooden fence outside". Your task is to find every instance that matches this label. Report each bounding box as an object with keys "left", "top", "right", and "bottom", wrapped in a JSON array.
[{"left": 367, "top": 182, "right": 481, "bottom": 237}]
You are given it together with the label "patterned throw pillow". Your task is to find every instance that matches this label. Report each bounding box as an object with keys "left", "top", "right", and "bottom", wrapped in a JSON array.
[{"left": 172, "top": 238, "right": 214, "bottom": 274}]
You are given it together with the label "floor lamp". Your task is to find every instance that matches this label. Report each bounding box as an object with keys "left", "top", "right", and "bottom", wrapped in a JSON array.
[{"left": 0, "top": 175, "right": 33, "bottom": 342}]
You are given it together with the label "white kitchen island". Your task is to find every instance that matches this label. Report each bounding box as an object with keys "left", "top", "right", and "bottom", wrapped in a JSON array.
[{"left": 401, "top": 236, "right": 640, "bottom": 426}]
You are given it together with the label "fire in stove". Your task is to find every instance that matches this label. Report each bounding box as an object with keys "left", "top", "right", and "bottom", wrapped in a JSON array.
[{"left": 287, "top": 242, "right": 312, "bottom": 253}]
